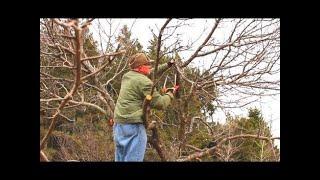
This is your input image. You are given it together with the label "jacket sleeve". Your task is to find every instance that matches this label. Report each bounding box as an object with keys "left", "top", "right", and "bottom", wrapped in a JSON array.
[
  {"left": 140, "top": 80, "right": 173, "bottom": 110},
  {"left": 150, "top": 63, "right": 170, "bottom": 77}
]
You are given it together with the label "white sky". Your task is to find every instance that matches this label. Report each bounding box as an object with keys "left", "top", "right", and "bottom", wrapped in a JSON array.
[{"left": 89, "top": 18, "right": 280, "bottom": 148}]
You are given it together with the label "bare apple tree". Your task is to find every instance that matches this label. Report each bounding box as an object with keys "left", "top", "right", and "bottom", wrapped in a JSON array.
[
  {"left": 40, "top": 18, "right": 128, "bottom": 161},
  {"left": 145, "top": 18, "right": 280, "bottom": 161},
  {"left": 40, "top": 18, "right": 280, "bottom": 161}
]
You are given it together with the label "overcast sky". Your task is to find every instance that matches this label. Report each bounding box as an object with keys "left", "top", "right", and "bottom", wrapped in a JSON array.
[{"left": 89, "top": 18, "right": 280, "bottom": 148}]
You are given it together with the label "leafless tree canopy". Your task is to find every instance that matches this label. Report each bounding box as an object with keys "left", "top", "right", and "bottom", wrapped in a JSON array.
[{"left": 40, "top": 18, "right": 280, "bottom": 162}]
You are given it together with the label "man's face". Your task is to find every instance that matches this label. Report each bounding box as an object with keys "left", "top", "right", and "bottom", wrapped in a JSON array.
[
  {"left": 135, "top": 65, "right": 151, "bottom": 75},
  {"left": 144, "top": 65, "right": 152, "bottom": 75}
]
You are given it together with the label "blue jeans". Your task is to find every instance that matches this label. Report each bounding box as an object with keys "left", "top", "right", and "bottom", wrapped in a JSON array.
[{"left": 113, "top": 123, "right": 147, "bottom": 162}]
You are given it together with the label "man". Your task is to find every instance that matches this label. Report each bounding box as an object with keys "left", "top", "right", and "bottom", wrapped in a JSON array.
[{"left": 113, "top": 52, "right": 178, "bottom": 161}]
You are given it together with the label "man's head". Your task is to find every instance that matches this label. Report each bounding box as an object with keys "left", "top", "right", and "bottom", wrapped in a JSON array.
[
  {"left": 129, "top": 53, "right": 154, "bottom": 75},
  {"left": 129, "top": 53, "right": 154, "bottom": 69}
]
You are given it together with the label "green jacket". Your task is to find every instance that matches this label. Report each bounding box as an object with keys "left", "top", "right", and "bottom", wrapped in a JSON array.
[{"left": 113, "top": 64, "right": 173, "bottom": 124}]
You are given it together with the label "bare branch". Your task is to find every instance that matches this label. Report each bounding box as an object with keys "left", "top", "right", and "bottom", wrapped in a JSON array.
[
  {"left": 177, "top": 134, "right": 280, "bottom": 161},
  {"left": 151, "top": 18, "right": 172, "bottom": 95},
  {"left": 182, "top": 19, "right": 221, "bottom": 68},
  {"left": 40, "top": 150, "right": 49, "bottom": 162},
  {"left": 69, "top": 100, "right": 107, "bottom": 115},
  {"left": 40, "top": 20, "right": 83, "bottom": 151},
  {"left": 81, "top": 50, "right": 126, "bottom": 62}
]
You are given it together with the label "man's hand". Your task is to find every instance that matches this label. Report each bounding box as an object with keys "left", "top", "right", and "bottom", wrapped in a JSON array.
[
  {"left": 108, "top": 118, "right": 114, "bottom": 127},
  {"left": 164, "top": 85, "right": 180, "bottom": 94},
  {"left": 147, "top": 120, "right": 157, "bottom": 130}
]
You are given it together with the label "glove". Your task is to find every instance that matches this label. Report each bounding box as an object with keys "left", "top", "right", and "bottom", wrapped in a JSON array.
[{"left": 108, "top": 118, "right": 114, "bottom": 127}]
